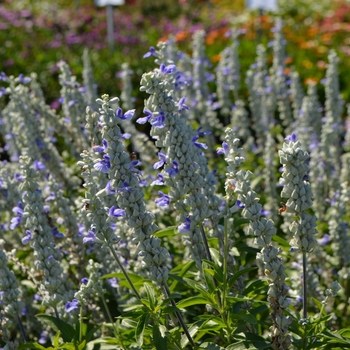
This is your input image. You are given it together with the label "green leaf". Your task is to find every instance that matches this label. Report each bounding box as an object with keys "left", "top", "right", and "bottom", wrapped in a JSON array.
[
  {"left": 78, "top": 340, "right": 87, "bottom": 350},
  {"left": 169, "top": 260, "right": 195, "bottom": 292},
  {"left": 203, "top": 267, "right": 216, "bottom": 293},
  {"left": 177, "top": 296, "right": 209, "bottom": 309},
  {"left": 153, "top": 324, "right": 168, "bottom": 350},
  {"left": 144, "top": 282, "right": 157, "bottom": 311},
  {"left": 202, "top": 259, "right": 224, "bottom": 283},
  {"left": 240, "top": 311, "right": 257, "bottom": 325},
  {"left": 154, "top": 226, "right": 176, "bottom": 238},
  {"left": 311, "top": 297, "right": 325, "bottom": 315},
  {"left": 36, "top": 314, "right": 75, "bottom": 343},
  {"left": 199, "top": 342, "right": 225, "bottom": 349},
  {"left": 18, "top": 343, "right": 53, "bottom": 350},
  {"left": 135, "top": 312, "right": 149, "bottom": 347},
  {"left": 183, "top": 278, "right": 214, "bottom": 304},
  {"left": 272, "top": 234, "right": 290, "bottom": 247},
  {"left": 228, "top": 267, "right": 257, "bottom": 289}
]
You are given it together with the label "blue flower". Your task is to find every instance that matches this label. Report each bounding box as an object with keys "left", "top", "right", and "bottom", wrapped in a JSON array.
[
  {"left": 285, "top": 133, "right": 297, "bottom": 142},
  {"left": 65, "top": 299, "right": 79, "bottom": 312},
  {"left": 160, "top": 63, "right": 176, "bottom": 74},
  {"left": 105, "top": 180, "right": 115, "bottom": 195},
  {"left": 196, "top": 127, "right": 211, "bottom": 137},
  {"left": 116, "top": 107, "right": 135, "bottom": 121},
  {"left": 155, "top": 191, "right": 170, "bottom": 208},
  {"left": 21, "top": 230, "right": 32, "bottom": 245},
  {"left": 83, "top": 229, "right": 96, "bottom": 244},
  {"left": 108, "top": 206, "right": 126, "bottom": 217},
  {"left": 17, "top": 74, "right": 31, "bottom": 84},
  {"left": 150, "top": 111, "right": 165, "bottom": 128},
  {"left": 117, "top": 181, "right": 131, "bottom": 193},
  {"left": 154, "top": 153, "right": 167, "bottom": 169},
  {"left": 33, "top": 160, "right": 46, "bottom": 171},
  {"left": 165, "top": 161, "right": 178, "bottom": 177},
  {"left": 52, "top": 227, "right": 64, "bottom": 238},
  {"left": 178, "top": 97, "right": 190, "bottom": 111},
  {"left": 151, "top": 173, "right": 165, "bottom": 186},
  {"left": 217, "top": 141, "right": 229, "bottom": 155},
  {"left": 235, "top": 200, "right": 245, "bottom": 209},
  {"left": 93, "top": 139, "right": 108, "bottom": 153},
  {"left": 192, "top": 135, "right": 207, "bottom": 149},
  {"left": 129, "top": 160, "right": 142, "bottom": 174},
  {"left": 136, "top": 109, "right": 152, "bottom": 124},
  {"left": 178, "top": 217, "right": 191, "bottom": 234},
  {"left": 93, "top": 154, "right": 111, "bottom": 173},
  {"left": 81, "top": 277, "right": 88, "bottom": 285},
  {"left": 143, "top": 46, "right": 156, "bottom": 58}
]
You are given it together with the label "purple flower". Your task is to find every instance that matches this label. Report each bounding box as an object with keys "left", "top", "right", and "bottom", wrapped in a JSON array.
[
  {"left": 192, "top": 135, "right": 207, "bottom": 149},
  {"left": 143, "top": 46, "right": 156, "bottom": 58},
  {"left": 21, "top": 230, "right": 32, "bottom": 245},
  {"left": 83, "top": 229, "right": 96, "bottom": 244},
  {"left": 155, "top": 191, "right": 170, "bottom": 208},
  {"left": 122, "top": 133, "right": 131, "bottom": 139},
  {"left": 285, "top": 133, "right": 297, "bottom": 142},
  {"left": 117, "top": 181, "right": 131, "bottom": 193},
  {"left": 108, "top": 206, "right": 126, "bottom": 217},
  {"left": 235, "top": 200, "right": 245, "bottom": 209},
  {"left": 150, "top": 111, "right": 165, "bottom": 128},
  {"left": 178, "top": 217, "right": 191, "bottom": 234},
  {"left": 108, "top": 277, "right": 119, "bottom": 288},
  {"left": 81, "top": 277, "right": 88, "bottom": 285},
  {"left": 33, "top": 160, "right": 46, "bottom": 171},
  {"left": 93, "top": 154, "right": 111, "bottom": 173},
  {"left": 151, "top": 173, "right": 165, "bottom": 186},
  {"left": 165, "top": 161, "right": 178, "bottom": 177},
  {"left": 12, "top": 202, "right": 23, "bottom": 216},
  {"left": 217, "top": 141, "right": 229, "bottom": 155},
  {"left": 105, "top": 180, "right": 115, "bottom": 195},
  {"left": 318, "top": 234, "right": 330, "bottom": 246},
  {"left": 68, "top": 100, "right": 76, "bottom": 107},
  {"left": 160, "top": 63, "right": 176, "bottom": 74},
  {"left": 136, "top": 109, "right": 152, "bottom": 124},
  {"left": 65, "top": 299, "right": 79, "bottom": 312},
  {"left": 93, "top": 139, "right": 108, "bottom": 153},
  {"left": 45, "top": 193, "right": 56, "bottom": 201},
  {"left": 154, "top": 152, "right": 167, "bottom": 169},
  {"left": 17, "top": 73, "right": 31, "bottom": 84},
  {"left": 52, "top": 227, "right": 64, "bottom": 238},
  {"left": 178, "top": 97, "right": 189, "bottom": 112},
  {"left": 196, "top": 127, "right": 211, "bottom": 137},
  {"left": 129, "top": 160, "right": 142, "bottom": 174},
  {"left": 38, "top": 332, "right": 47, "bottom": 345},
  {"left": 116, "top": 107, "right": 135, "bottom": 121}
]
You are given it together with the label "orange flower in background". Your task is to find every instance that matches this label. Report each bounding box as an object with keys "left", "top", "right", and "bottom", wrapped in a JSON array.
[
  {"left": 211, "top": 54, "right": 221, "bottom": 63},
  {"left": 303, "top": 60, "right": 313, "bottom": 69},
  {"left": 321, "top": 33, "right": 333, "bottom": 44},
  {"left": 206, "top": 29, "right": 220, "bottom": 45},
  {"left": 175, "top": 31, "right": 189, "bottom": 42},
  {"left": 317, "top": 60, "right": 327, "bottom": 69},
  {"left": 284, "top": 68, "right": 291, "bottom": 75},
  {"left": 285, "top": 57, "right": 293, "bottom": 64},
  {"left": 305, "top": 78, "right": 318, "bottom": 85}
]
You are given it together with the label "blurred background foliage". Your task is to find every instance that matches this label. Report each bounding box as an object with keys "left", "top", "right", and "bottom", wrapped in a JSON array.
[{"left": 1, "top": 0, "right": 350, "bottom": 106}]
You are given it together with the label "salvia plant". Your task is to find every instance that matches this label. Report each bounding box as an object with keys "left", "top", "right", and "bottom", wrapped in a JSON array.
[{"left": 0, "top": 18, "right": 349, "bottom": 350}]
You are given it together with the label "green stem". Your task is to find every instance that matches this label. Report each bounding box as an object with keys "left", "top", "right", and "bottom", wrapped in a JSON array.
[
  {"left": 107, "top": 243, "right": 141, "bottom": 300},
  {"left": 17, "top": 314, "right": 27, "bottom": 343},
  {"left": 199, "top": 223, "right": 222, "bottom": 311},
  {"left": 302, "top": 252, "right": 307, "bottom": 320},
  {"left": 222, "top": 217, "right": 229, "bottom": 311},
  {"left": 79, "top": 306, "right": 83, "bottom": 343},
  {"left": 163, "top": 284, "right": 195, "bottom": 349}
]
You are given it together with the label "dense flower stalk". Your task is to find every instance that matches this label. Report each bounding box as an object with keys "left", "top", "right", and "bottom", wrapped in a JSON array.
[{"left": 222, "top": 127, "right": 292, "bottom": 349}]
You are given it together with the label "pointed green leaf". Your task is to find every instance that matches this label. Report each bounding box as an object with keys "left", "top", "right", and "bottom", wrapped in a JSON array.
[
  {"left": 154, "top": 226, "right": 176, "bottom": 238},
  {"left": 177, "top": 296, "right": 209, "bottom": 309},
  {"left": 36, "top": 314, "right": 75, "bottom": 342},
  {"left": 135, "top": 312, "right": 149, "bottom": 347},
  {"left": 153, "top": 324, "right": 168, "bottom": 350},
  {"left": 202, "top": 259, "right": 224, "bottom": 283},
  {"left": 272, "top": 234, "right": 289, "bottom": 247},
  {"left": 228, "top": 267, "right": 257, "bottom": 289},
  {"left": 144, "top": 282, "right": 157, "bottom": 311},
  {"left": 18, "top": 343, "right": 52, "bottom": 350}
]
